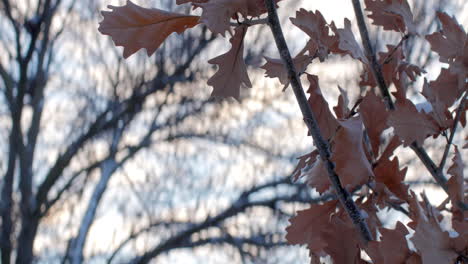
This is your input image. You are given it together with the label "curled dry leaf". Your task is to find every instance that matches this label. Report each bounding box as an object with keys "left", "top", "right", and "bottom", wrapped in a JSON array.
[
  {"left": 98, "top": 0, "right": 199, "bottom": 58},
  {"left": 387, "top": 98, "right": 439, "bottom": 146},
  {"left": 207, "top": 25, "right": 251, "bottom": 100},
  {"left": 290, "top": 9, "right": 336, "bottom": 61},
  {"left": 330, "top": 117, "right": 374, "bottom": 190},
  {"left": 364, "top": 0, "right": 417, "bottom": 34},
  {"left": 261, "top": 54, "right": 312, "bottom": 90},
  {"left": 306, "top": 74, "right": 340, "bottom": 140}
]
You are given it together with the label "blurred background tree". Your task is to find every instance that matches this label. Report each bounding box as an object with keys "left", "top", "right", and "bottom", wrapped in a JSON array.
[{"left": 0, "top": 0, "right": 465, "bottom": 263}]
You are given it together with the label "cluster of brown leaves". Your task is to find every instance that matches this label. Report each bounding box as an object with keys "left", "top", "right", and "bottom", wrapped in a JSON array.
[{"left": 98, "top": 0, "right": 467, "bottom": 263}]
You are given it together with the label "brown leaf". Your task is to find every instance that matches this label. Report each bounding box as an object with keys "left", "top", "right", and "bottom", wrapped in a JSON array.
[
  {"left": 360, "top": 45, "right": 424, "bottom": 89},
  {"left": 422, "top": 68, "right": 464, "bottom": 109},
  {"left": 290, "top": 9, "right": 336, "bottom": 61},
  {"left": 364, "top": 0, "right": 416, "bottom": 34},
  {"left": 374, "top": 157, "right": 408, "bottom": 201},
  {"left": 322, "top": 215, "right": 362, "bottom": 264},
  {"left": 197, "top": 0, "right": 282, "bottom": 36},
  {"left": 261, "top": 54, "right": 312, "bottom": 90},
  {"left": 408, "top": 194, "right": 458, "bottom": 264},
  {"left": 305, "top": 157, "right": 331, "bottom": 194},
  {"left": 207, "top": 25, "right": 251, "bottom": 100},
  {"left": 306, "top": 74, "right": 339, "bottom": 140},
  {"left": 447, "top": 146, "right": 464, "bottom": 206},
  {"left": 387, "top": 99, "right": 439, "bottom": 146},
  {"left": 330, "top": 19, "right": 367, "bottom": 63},
  {"left": 331, "top": 117, "right": 374, "bottom": 190},
  {"left": 367, "top": 222, "right": 411, "bottom": 264},
  {"left": 98, "top": 1, "right": 199, "bottom": 58},
  {"left": 333, "top": 86, "right": 350, "bottom": 119},
  {"left": 291, "top": 150, "right": 318, "bottom": 181},
  {"left": 286, "top": 201, "right": 338, "bottom": 254},
  {"left": 426, "top": 12, "right": 467, "bottom": 75},
  {"left": 359, "top": 91, "right": 390, "bottom": 155}
]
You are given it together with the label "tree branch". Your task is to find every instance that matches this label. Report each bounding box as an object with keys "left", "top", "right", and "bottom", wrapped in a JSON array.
[
  {"left": 263, "top": 0, "right": 372, "bottom": 243},
  {"left": 350, "top": 0, "right": 461, "bottom": 206}
]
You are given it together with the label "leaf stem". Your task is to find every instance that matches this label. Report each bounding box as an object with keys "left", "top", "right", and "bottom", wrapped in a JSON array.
[{"left": 263, "top": 0, "right": 372, "bottom": 243}]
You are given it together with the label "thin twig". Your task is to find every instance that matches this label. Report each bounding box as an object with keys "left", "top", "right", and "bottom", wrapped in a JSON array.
[
  {"left": 439, "top": 92, "right": 467, "bottom": 170},
  {"left": 350, "top": 0, "right": 394, "bottom": 110},
  {"left": 382, "top": 34, "right": 409, "bottom": 64},
  {"left": 263, "top": 0, "right": 372, "bottom": 243}
]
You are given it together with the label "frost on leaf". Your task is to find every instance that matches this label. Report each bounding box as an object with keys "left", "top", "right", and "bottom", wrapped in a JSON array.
[
  {"left": 306, "top": 74, "right": 339, "bottom": 140},
  {"left": 98, "top": 0, "right": 200, "bottom": 58},
  {"left": 330, "top": 117, "right": 374, "bottom": 190},
  {"left": 364, "top": 0, "right": 416, "bottom": 34},
  {"left": 330, "top": 19, "right": 368, "bottom": 64},
  {"left": 261, "top": 54, "right": 312, "bottom": 90},
  {"left": 359, "top": 91, "right": 389, "bottom": 155},
  {"left": 426, "top": 12, "right": 467, "bottom": 75},
  {"left": 197, "top": 0, "right": 282, "bottom": 36},
  {"left": 387, "top": 99, "right": 438, "bottom": 146},
  {"left": 207, "top": 25, "right": 251, "bottom": 100},
  {"left": 290, "top": 9, "right": 336, "bottom": 61}
]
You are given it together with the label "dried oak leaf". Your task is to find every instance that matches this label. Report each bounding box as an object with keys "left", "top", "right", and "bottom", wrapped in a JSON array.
[
  {"left": 333, "top": 86, "right": 350, "bottom": 119},
  {"left": 359, "top": 91, "right": 390, "bottom": 155},
  {"left": 322, "top": 215, "right": 363, "bottom": 264},
  {"left": 286, "top": 201, "right": 338, "bottom": 256},
  {"left": 367, "top": 222, "right": 411, "bottom": 264},
  {"left": 290, "top": 9, "right": 336, "bottom": 61},
  {"left": 447, "top": 146, "right": 464, "bottom": 206},
  {"left": 197, "top": 0, "right": 282, "bottom": 36},
  {"left": 364, "top": 0, "right": 416, "bottom": 34},
  {"left": 98, "top": 1, "right": 199, "bottom": 58},
  {"left": 331, "top": 117, "right": 374, "bottom": 190},
  {"left": 408, "top": 193, "right": 458, "bottom": 264},
  {"left": 361, "top": 44, "right": 424, "bottom": 89},
  {"left": 387, "top": 99, "right": 439, "bottom": 146},
  {"left": 261, "top": 54, "right": 312, "bottom": 90},
  {"left": 291, "top": 150, "right": 318, "bottom": 181},
  {"left": 374, "top": 157, "right": 408, "bottom": 201},
  {"left": 422, "top": 68, "right": 464, "bottom": 109},
  {"left": 426, "top": 12, "right": 467, "bottom": 75},
  {"left": 306, "top": 74, "right": 339, "bottom": 140},
  {"left": 330, "top": 19, "right": 368, "bottom": 64},
  {"left": 305, "top": 157, "right": 330, "bottom": 194},
  {"left": 207, "top": 25, "right": 251, "bottom": 100}
]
